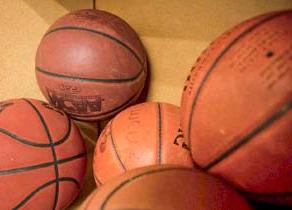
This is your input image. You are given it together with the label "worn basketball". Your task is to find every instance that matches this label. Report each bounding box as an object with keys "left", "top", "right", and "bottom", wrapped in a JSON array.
[
  {"left": 0, "top": 99, "right": 87, "bottom": 210},
  {"left": 181, "top": 10, "right": 292, "bottom": 205},
  {"left": 35, "top": 9, "right": 147, "bottom": 121},
  {"left": 81, "top": 165, "right": 252, "bottom": 210},
  {"left": 93, "top": 102, "right": 193, "bottom": 185}
]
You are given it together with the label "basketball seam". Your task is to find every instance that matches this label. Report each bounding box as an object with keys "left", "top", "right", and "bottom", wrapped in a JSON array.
[
  {"left": 23, "top": 99, "right": 60, "bottom": 210},
  {"left": 36, "top": 65, "right": 145, "bottom": 84},
  {"left": 54, "top": 115, "right": 72, "bottom": 146},
  {"left": 187, "top": 12, "right": 290, "bottom": 154},
  {"left": 12, "top": 177, "right": 80, "bottom": 210},
  {"left": 100, "top": 167, "right": 194, "bottom": 210},
  {"left": 109, "top": 120, "right": 127, "bottom": 171},
  {"left": 157, "top": 103, "right": 162, "bottom": 165},
  {"left": 203, "top": 102, "right": 291, "bottom": 170},
  {"left": 0, "top": 115, "right": 71, "bottom": 147},
  {"left": 0, "top": 152, "right": 86, "bottom": 176},
  {"left": 44, "top": 26, "right": 144, "bottom": 66},
  {"left": 1, "top": 99, "right": 82, "bottom": 210}
]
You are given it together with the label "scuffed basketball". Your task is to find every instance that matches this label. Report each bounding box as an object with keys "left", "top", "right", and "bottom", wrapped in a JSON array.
[
  {"left": 81, "top": 165, "right": 252, "bottom": 210},
  {"left": 181, "top": 10, "right": 292, "bottom": 205},
  {"left": 35, "top": 9, "right": 147, "bottom": 121},
  {"left": 93, "top": 102, "right": 193, "bottom": 185},
  {"left": 0, "top": 98, "right": 86, "bottom": 210}
]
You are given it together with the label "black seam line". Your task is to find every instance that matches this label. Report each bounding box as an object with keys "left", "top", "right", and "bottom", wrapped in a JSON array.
[
  {"left": 157, "top": 103, "right": 162, "bottom": 165},
  {"left": 0, "top": 152, "right": 86, "bottom": 176},
  {"left": 12, "top": 177, "right": 80, "bottom": 210},
  {"left": 44, "top": 26, "right": 143, "bottom": 65},
  {"left": 36, "top": 65, "right": 145, "bottom": 84},
  {"left": 23, "top": 99, "right": 60, "bottom": 210},
  {"left": 204, "top": 102, "right": 291, "bottom": 170},
  {"left": 55, "top": 115, "right": 72, "bottom": 145},
  {"left": 109, "top": 120, "right": 127, "bottom": 171},
  {"left": 68, "top": 83, "right": 143, "bottom": 118},
  {"left": 242, "top": 190, "right": 292, "bottom": 198},
  {"left": 187, "top": 12, "right": 290, "bottom": 148},
  {"left": 100, "top": 167, "right": 194, "bottom": 210},
  {"left": 0, "top": 116, "right": 71, "bottom": 148}
]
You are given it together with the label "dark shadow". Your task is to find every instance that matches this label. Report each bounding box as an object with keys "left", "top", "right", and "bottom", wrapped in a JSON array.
[
  {"left": 71, "top": 150, "right": 95, "bottom": 207},
  {"left": 249, "top": 199, "right": 291, "bottom": 210},
  {"left": 70, "top": 120, "right": 98, "bottom": 208},
  {"left": 136, "top": 54, "right": 151, "bottom": 104},
  {"left": 97, "top": 118, "right": 110, "bottom": 140},
  {"left": 74, "top": 121, "right": 98, "bottom": 144}
]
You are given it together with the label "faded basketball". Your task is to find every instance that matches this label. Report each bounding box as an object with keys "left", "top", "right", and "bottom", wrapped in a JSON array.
[
  {"left": 0, "top": 99, "right": 86, "bottom": 209},
  {"left": 181, "top": 10, "right": 292, "bottom": 205},
  {"left": 35, "top": 9, "right": 147, "bottom": 121},
  {"left": 81, "top": 165, "right": 252, "bottom": 210},
  {"left": 93, "top": 102, "right": 193, "bottom": 185}
]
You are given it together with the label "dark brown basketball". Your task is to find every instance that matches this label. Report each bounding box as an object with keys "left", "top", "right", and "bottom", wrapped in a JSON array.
[
  {"left": 81, "top": 165, "right": 252, "bottom": 210},
  {"left": 35, "top": 9, "right": 147, "bottom": 121},
  {"left": 0, "top": 98, "right": 86, "bottom": 209},
  {"left": 181, "top": 10, "right": 292, "bottom": 206}
]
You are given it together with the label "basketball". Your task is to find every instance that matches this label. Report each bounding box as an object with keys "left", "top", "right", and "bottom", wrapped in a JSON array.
[
  {"left": 35, "top": 9, "right": 147, "bottom": 121},
  {"left": 81, "top": 165, "right": 252, "bottom": 210},
  {"left": 93, "top": 102, "right": 193, "bottom": 185},
  {"left": 181, "top": 10, "right": 292, "bottom": 205},
  {"left": 0, "top": 98, "right": 87, "bottom": 209}
]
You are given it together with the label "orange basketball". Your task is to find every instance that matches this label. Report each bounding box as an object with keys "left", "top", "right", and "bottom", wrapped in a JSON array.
[
  {"left": 181, "top": 10, "right": 292, "bottom": 205},
  {"left": 93, "top": 102, "right": 193, "bottom": 185},
  {"left": 35, "top": 9, "right": 147, "bottom": 121},
  {"left": 0, "top": 99, "right": 86, "bottom": 209},
  {"left": 81, "top": 165, "right": 252, "bottom": 210}
]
